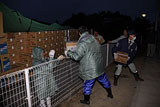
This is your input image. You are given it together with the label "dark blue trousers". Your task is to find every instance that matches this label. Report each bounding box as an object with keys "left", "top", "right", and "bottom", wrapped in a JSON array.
[{"left": 83, "top": 73, "right": 111, "bottom": 95}]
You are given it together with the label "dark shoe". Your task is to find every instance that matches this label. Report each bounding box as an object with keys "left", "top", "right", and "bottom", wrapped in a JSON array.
[
  {"left": 80, "top": 95, "right": 90, "bottom": 105},
  {"left": 106, "top": 88, "right": 113, "bottom": 99},
  {"left": 114, "top": 75, "right": 119, "bottom": 86},
  {"left": 134, "top": 73, "right": 144, "bottom": 81}
]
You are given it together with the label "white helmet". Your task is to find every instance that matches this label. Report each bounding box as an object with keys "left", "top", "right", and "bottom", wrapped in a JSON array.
[{"left": 49, "top": 50, "right": 55, "bottom": 58}]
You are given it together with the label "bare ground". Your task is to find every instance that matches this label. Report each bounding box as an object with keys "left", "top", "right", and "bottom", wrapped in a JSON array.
[{"left": 57, "top": 57, "right": 144, "bottom": 107}]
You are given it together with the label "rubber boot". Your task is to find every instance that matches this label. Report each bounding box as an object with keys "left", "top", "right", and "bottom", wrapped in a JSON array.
[
  {"left": 80, "top": 94, "right": 90, "bottom": 105},
  {"left": 40, "top": 100, "right": 46, "bottom": 107},
  {"left": 134, "top": 73, "right": 144, "bottom": 81},
  {"left": 114, "top": 75, "right": 119, "bottom": 86},
  {"left": 46, "top": 97, "right": 52, "bottom": 107},
  {"left": 106, "top": 88, "right": 113, "bottom": 99}
]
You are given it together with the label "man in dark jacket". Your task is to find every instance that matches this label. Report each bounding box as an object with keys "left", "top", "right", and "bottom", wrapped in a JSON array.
[
  {"left": 112, "top": 30, "right": 144, "bottom": 86},
  {"left": 66, "top": 26, "right": 113, "bottom": 105}
]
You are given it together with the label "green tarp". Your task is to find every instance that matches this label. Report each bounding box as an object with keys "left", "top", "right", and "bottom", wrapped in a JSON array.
[{"left": 0, "top": 2, "right": 64, "bottom": 32}]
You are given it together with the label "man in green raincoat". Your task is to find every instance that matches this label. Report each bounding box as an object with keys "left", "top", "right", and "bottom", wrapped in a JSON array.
[{"left": 66, "top": 26, "right": 113, "bottom": 105}]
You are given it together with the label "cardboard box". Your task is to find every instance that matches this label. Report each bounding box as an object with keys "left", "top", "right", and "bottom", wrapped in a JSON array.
[
  {"left": 17, "top": 46, "right": 33, "bottom": 54},
  {"left": 37, "top": 39, "right": 44, "bottom": 47},
  {"left": 58, "top": 31, "right": 65, "bottom": 38},
  {"left": 49, "top": 43, "right": 56, "bottom": 51},
  {"left": 10, "top": 59, "right": 19, "bottom": 65},
  {"left": 0, "top": 36, "right": 8, "bottom": 55},
  {"left": 7, "top": 38, "right": 17, "bottom": 46},
  {"left": 0, "top": 42, "right": 8, "bottom": 55},
  {"left": 16, "top": 58, "right": 32, "bottom": 68},
  {"left": 0, "top": 54, "right": 11, "bottom": 72},
  {"left": 115, "top": 51, "right": 128, "bottom": 64},
  {"left": 50, "top": 31, "right": 57, "bottom": 42},
  {"left": 6, "top": 33, "right": 16, "bottom": 39},
  {"left": 44, "top": 50, "right": 49, "bottom": 57},
  {"left": 0, "top": 36, "right": 7, "bottom": 42},
  {"left": 27, "top": 38, "right": 44, "bottom": 47},
  {"left": 28, "top": 32, "right": 44, "bottom": 39},
  {"left": 0, "top": 64, "right": 23, "bottom": 76},
  {"left": 18, "top": 53, "right": 33, "bottom": 63},
  {"left": 8, "top": 45, "right": 17, "bottom": 54},
  {"left": 17, "top": 40, "right": 34, "bottom": 47},
  {"left": 15, "top": 32, "right": 42, "bottom": 42},
  {"left": 6, "top": 33, "right": 17, "bottom": 46},
  {"left": 9, "top": 53, "right": 19, "bottom": 65},
  {"left": 50, "top": 36, "right": 55, "bottom": 42},
  {"left": 17, "top": 62, "right": 32, "bottom": 68},
  {"left": 15, "top": 32, "right": 29, "bottom": 41},
  {"left": 44, "top": 31, "right": 50, "bottom": 38},
  {"left": 66, "top": 42, "right": 77, "bottom": 51}
]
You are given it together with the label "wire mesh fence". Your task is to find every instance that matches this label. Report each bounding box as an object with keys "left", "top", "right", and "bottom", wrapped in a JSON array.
[
  {"left": 0, "top": 70, "right": 28, "bottom": 107},
  {"left": 0, "top": 59, "right": 81, "bottom": 107},
  {"left": 101, "top": 44, "right": 108, "bottom": 66},
  {"left": 29, "top": 59, "right": 81, "bottom": 107},
  {"left": 107, "top": 43, "right": 116, "bottom": 65},
  {"left": 0, "top": 44, "right": 112, "bottom": 107}
]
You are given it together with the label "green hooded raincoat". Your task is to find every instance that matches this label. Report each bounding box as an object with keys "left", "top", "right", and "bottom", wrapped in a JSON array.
[
  {"left": 67, "top": 32, "right": 105, "bottom": 80},
  {"left": 32, "top": 47, "right": 57, "bottom": 100}
]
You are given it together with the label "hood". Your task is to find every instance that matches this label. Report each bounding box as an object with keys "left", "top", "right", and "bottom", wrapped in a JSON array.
[
  {"left": 78, "top": 32, "right": 93, "bottom": 43},
  {"left": 32, "top": 47, "right": 44, "bottom": 61}
]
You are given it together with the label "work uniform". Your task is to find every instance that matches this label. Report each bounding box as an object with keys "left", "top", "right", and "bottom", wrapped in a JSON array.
[{"left": 112, "top": 38, "right": 138, "bottom": 75}]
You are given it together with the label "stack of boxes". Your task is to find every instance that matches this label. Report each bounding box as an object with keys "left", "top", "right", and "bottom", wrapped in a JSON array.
[
  {"left": 49, "top": 30, "right": 66, "bottom": 58},
  {"left": 0, "top": 36, "right": 11, "bottom": 74},
  {"left": 7, "top": 33, "right": 18, "bottom": 65},
  {"left": 69, "top": 29, "right": 79, "bottom": 41},
  {"left": 49, "top": 31, "right": 57, "bottom": 52},
  {"left": 0, "top": 12, "right": 12, "bottom": 75},
  {"left": 43, "top": 31, "right": 50, "bottom": 57},
  {"left": 55, "top": 30, "right": 65, "bottom": 57},
  {"left": 0, "top": 29, "right": 78, "bottom": 76},
  {"left": 28, "top": 32, "right": 44, "bottom": 48},
  {"left": 17, "top": 32, "right": 43, "bottom": 67}
]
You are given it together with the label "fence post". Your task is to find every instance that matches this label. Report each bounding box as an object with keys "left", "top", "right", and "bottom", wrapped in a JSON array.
[
  {"left": 106, "top": 44, "right": 109, "bottom": 66},
  {"left": 69, "top": 60, "right": 73, "bottom": 96},
  {"left": 25, "top": 68, "right": 32, "bottom": 107},
  {"left": 68, "top": 30, "right": 70, "bottom": 42}
]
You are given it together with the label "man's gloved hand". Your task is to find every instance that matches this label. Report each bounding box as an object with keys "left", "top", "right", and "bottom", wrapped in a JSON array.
[
  {"left": 57, "top": 55, "right": 65, "bottom": 60},
  {"left": 49, "top": 50, "right": 55, "bottom": 59},
  {"left": 64, "top": 50, "right": 71, "bottom": 58},
  {"left": 114, "top": 53, "right": 118, "bottom": 59},
  {"left": 65, "top": 50, "right": 68, "bottom": 56}
]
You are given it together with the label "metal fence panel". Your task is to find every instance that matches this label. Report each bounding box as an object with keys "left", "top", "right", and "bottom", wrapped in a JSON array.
[
  {"left": 101, "top": 44, "right": 108, "bottom": 67},
  {"left": 0, "top": 59, "right": 82, "bottom": 107},
  {"left": 23, "top": 59, "right": 81, "bottom": 107},
  {"left": 108, "top": 43, "right": 116, "bottom": 65},
  {"left": 0, "top": 44, "right": 110, "bottom": 107},
  {"left": 0, "top": 70, "right": 28, "bottom": 107}
]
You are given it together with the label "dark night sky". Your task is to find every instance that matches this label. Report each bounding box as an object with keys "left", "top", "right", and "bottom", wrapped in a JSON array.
[{"left": 0, "top": 0, "right": 156, "bottom": 23}]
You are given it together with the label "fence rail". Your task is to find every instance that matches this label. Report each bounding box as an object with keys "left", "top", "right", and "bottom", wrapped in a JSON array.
[{"left": 0, "top": 43, "right": 115, "bottom": 107}]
